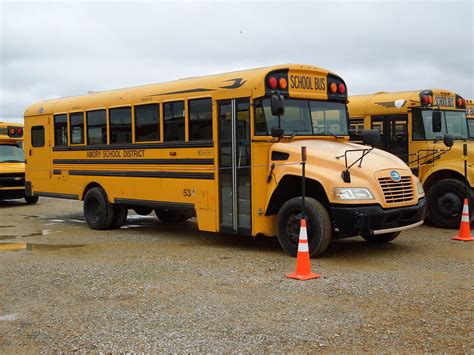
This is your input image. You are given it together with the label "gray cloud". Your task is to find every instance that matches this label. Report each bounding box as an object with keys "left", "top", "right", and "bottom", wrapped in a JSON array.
[{"left": 1, "top": 1, "right": 472, "bottom": 122}]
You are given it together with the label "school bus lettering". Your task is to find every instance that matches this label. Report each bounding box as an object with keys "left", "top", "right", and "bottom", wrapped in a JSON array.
[
  {"left": 289, "top": 75, "right": 326, "bottom": 91},
  {"left": 88, "top": 149, "right": 145, "bottom": 159},
  {"left": 24, "top": 64, "right": 425, "bottom": 257},
  {"left": 434, "top": 95, "right": 454, "bottom": 108}
]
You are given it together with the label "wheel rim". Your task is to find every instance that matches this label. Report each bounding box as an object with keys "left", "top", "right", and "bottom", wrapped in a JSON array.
[
  {"left": 437, "top": 192, "right": 462, "bottom": 218},
  {"left": 284, "top": 209, "right": 314, "bottom": 247},
  {"left": 86, "top": 197, "right": 101, "bottom": 224}
]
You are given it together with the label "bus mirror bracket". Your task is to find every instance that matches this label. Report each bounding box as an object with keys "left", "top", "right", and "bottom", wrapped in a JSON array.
[{"left": 432, "top": 111, "right": 442, "bottom": 133}]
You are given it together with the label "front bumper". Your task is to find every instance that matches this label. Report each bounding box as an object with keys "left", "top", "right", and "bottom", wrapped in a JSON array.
[
  {"left": 0, "top": 188, "right": 25, "bottom": 200},
  {"left": 330, "top": 198, "right": 426, "bottom": 237}
]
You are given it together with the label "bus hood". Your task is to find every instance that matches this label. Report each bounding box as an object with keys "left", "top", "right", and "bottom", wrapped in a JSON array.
[
  {"left": 0, "top": 162, "right": 25, "bottom": 174},
  {"left": 271, "top": 139, "right": 408, "bottom": 171},
  {"left": 269, "top": 139, "right": 417, "bottom": 205}
]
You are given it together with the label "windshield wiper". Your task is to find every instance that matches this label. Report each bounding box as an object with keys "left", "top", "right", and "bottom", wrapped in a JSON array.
[
  {"left": 1, "top": 160, "right": 24, "bottom": 163},
  {"left": 318, "top": 131, "right": 345, "bottom": 138}
]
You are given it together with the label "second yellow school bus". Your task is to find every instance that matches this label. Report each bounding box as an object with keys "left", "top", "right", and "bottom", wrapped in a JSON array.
[
  {"left": 24, "top": 64, "right": 425, "bottom": 256},
  {"left": 348, "top": 90, "right": 471, "bottom": 229},
  {"left": 0, "top": 122, "right": 39, "bottom": 204}
]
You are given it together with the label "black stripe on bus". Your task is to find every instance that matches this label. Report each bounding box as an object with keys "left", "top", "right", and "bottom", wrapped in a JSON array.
[
  {"left": 52, "top": 141, "right": 214, "bottom": 151},
  {"left": 68, "top": 170, "right": 214, "bottom": 180},
  {"left": 115, "top": 198, "right": 193, "bottom": 210},
  {"left": 34, "top": 191, "right": 79, "bottom": 200},
  {"left": 53, "top": 170, "right": 62, "bottom": 175},
  {"left": 53, "top": 158, "right": 214, "bottom": 165}
]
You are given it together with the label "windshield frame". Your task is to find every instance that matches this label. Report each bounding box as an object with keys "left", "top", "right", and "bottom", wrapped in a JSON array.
[
  {"left": 0, "top": 143, "right": 25, "bottom": 163},
  {"left": 411, "top": 108, "right": 469, "bottom": 141},
  {"left": 254, "top": 97, "right": 349, "bottom": 137}
]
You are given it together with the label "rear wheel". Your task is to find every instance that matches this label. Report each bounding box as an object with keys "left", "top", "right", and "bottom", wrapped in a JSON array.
[
  {"left": 83, "top": 187, "right": 114, "bottom": 230},
  {"left": 111, "top": 205, "right": 128, "bottom": 229},
  {"left": 361, "top": 232, "right": 400, "bottom": 243},
  {"left": 276, "top": 197, "right": 332, "bottom": 257},
  {"left": 132, "top": 206, "right": 153, "bottom": 216},
  {"left": 426, "top": 179, "right": 472, "bottom": 229},
  {"left": 25, "top": 196, "right": 39, "bottom": 204},
  {"left": 154, "top": 208, "right": 191, "bottom": 223}
]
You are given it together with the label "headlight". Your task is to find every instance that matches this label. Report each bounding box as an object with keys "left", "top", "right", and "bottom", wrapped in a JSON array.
[
  {"left": 416, "top": 179, "right": 425, "bottom": 197},
  {"left": 333, "top": 187, "right": 374, "bottom": 200}
]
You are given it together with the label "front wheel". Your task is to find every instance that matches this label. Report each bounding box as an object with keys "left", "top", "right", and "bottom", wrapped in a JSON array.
[
  {"left": 426, "top": 179, "right": 472, "bottom": 229},
  {"left": 276, "top": 197, "right": 332, "bottom": 257},
  {"left": 361, "top": 232, "right": 400, "bottom": 243},
  {"left": 25, "top": 196, "right": 39, "bottom": 204}
]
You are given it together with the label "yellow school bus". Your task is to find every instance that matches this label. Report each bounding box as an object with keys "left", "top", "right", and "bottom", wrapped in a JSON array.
[
  {"left": 466, "top": 100, "right": 474, "bottom": 140},
  {"left": 348, "top": 90, "right": 471, "bottom": 228},
  {"left": 0, "top": 122, "right": 38, "bottom": 203},
  {"left": 24, "top": 64, "right": 425, "bottom": 256}
]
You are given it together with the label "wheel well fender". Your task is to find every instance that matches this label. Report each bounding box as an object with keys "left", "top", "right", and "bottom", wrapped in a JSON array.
[
  {"left": 81, "top": 182, "right": 105, "bottom": 201},
  {"left": 423, "top": 169, "right": 467, "bottom": 193},
  {"left": 265, "top": 175, "right": 329, "bottom": 216}
]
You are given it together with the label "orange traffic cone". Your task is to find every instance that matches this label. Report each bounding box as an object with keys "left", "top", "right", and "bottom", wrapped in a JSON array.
[
  {"left": 287, "top": 218, "right": 321, "bottom": 280},
  {"left": 453, "top": 198, "right": 474, "bottom": 241}
]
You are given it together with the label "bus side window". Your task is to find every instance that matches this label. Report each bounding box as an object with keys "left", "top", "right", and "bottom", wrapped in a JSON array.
[
  {"left": 164, "top": 101, "right": 185, "bottom": 142},
  {"left": 87, "top": 110, "right": 107, "bottom": 145},
  {"left": 70, "top": 112, "right": 85, "bottom": 145},
  {"left": 109, "top": 107, "right": 132, "bottom": 144},
  {"left": 31, "top": 126, "right": 45, "bottom": 147},
  {"left": 189, "top": 98, "right": 212, "bottom": 141},
  {"left": 54, "top": 114, "right": 68, "bottom": 146},
  {"left": 135, "top": 104, "right": 160, "bottom": 142},
  {"left": 349, "top": 118, "right": 364, "bottom": 141}
]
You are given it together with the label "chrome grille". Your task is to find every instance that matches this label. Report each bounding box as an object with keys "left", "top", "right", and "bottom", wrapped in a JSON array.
[{"left": 378, "top": 176, "right": 414, "bottom": 204}]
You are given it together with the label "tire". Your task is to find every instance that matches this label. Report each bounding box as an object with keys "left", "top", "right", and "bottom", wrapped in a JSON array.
[
  {"left": 83, "top": 187, "right": 115, "bottom": 230},
  {"left": 361, "top": 231, "right": 400, "bottom": 243},
  {"left": 426, "top": 179, "right": 472, "bottom": 229},
  {"left": 154, "top": 208, "right": 191, "bottom": 223},
  {"left": 25, "top": 196, "right": 39, "bottom": 204},
  {"left": 132, "top": 206, "right": 153, "bottom": 216},
  {"left": 276, "top": 197, "right": 332, "bottom": 257},
  {"left": 110, "top": 205, "right": 128, "bottom": 229}
]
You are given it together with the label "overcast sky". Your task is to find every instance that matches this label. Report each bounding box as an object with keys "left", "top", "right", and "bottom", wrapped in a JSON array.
[{"left": 1, "top": 0, "right": 473, "bottom": 123}]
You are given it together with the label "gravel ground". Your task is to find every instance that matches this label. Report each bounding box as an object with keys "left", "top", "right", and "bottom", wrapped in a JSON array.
[{"left": 0, "top": 198, "right": 472, "bottom": 353}]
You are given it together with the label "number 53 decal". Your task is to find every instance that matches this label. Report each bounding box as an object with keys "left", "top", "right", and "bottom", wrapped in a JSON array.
[{"left": 183, "top": 188, "right": 195, "bottom": 197}]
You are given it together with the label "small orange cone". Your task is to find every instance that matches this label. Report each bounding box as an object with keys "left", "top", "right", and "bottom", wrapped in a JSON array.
[
  {"left": 287, "top": 218, "right": 321, "bottom": 281},
  {"left": 453, "top": 198, "right": 474, "bottom": 241}
]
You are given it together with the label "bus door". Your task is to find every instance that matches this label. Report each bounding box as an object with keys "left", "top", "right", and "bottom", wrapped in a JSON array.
[
  {"left": 371, "top": 115, "right": 409, "bottom": 162},
  {"left": 218, "top": 98, "right": 252, "bottom": 235},
  {"left": 25, "top": 116, "right": 51, "bottom": 191}
]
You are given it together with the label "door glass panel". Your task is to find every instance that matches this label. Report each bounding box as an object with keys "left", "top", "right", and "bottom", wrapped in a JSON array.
[
  {"left": 218, "top": 99, "right": 251, "bottom": 234},
  {"left": 218, "top": 101, "right": 233, "bottom": 228},
  {"left": 371, "top": 117, "right": 385, "bottom": 149},
  {"left": 236, "top": 100, "right": 251, "bottom": 230}
]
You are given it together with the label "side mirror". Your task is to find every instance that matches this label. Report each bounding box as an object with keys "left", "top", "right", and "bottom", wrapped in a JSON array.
[
  {"left": 360, "top": 129, "right": 380, "bottom": 147},
  {"left": 443, "top": 134, "right": 454, "bottom": 148},
  {"left": 271, "top": 126, "right": 284, "bottom": 138},
  {"left": 432, "top": 111, "right": 442, "bottom": 133},
  {"left": 271, "top": 94, "right": 285, "bottom": 117}
]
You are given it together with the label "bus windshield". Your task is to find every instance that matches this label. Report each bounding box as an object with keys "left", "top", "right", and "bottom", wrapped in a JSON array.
[
  {"left": 0, "top": 144, "right": 24, "bottom": 163},
  {"left": 255, "top": 99, "right": 348, "bottom": 136},
  {"left": 413, "top": 109, "right": 468, "bottom": 140}
]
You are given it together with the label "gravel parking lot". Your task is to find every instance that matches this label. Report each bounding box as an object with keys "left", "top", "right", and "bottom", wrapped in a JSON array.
[{"left": 0, "top": 198, "right": 472, "bottom": 352}]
